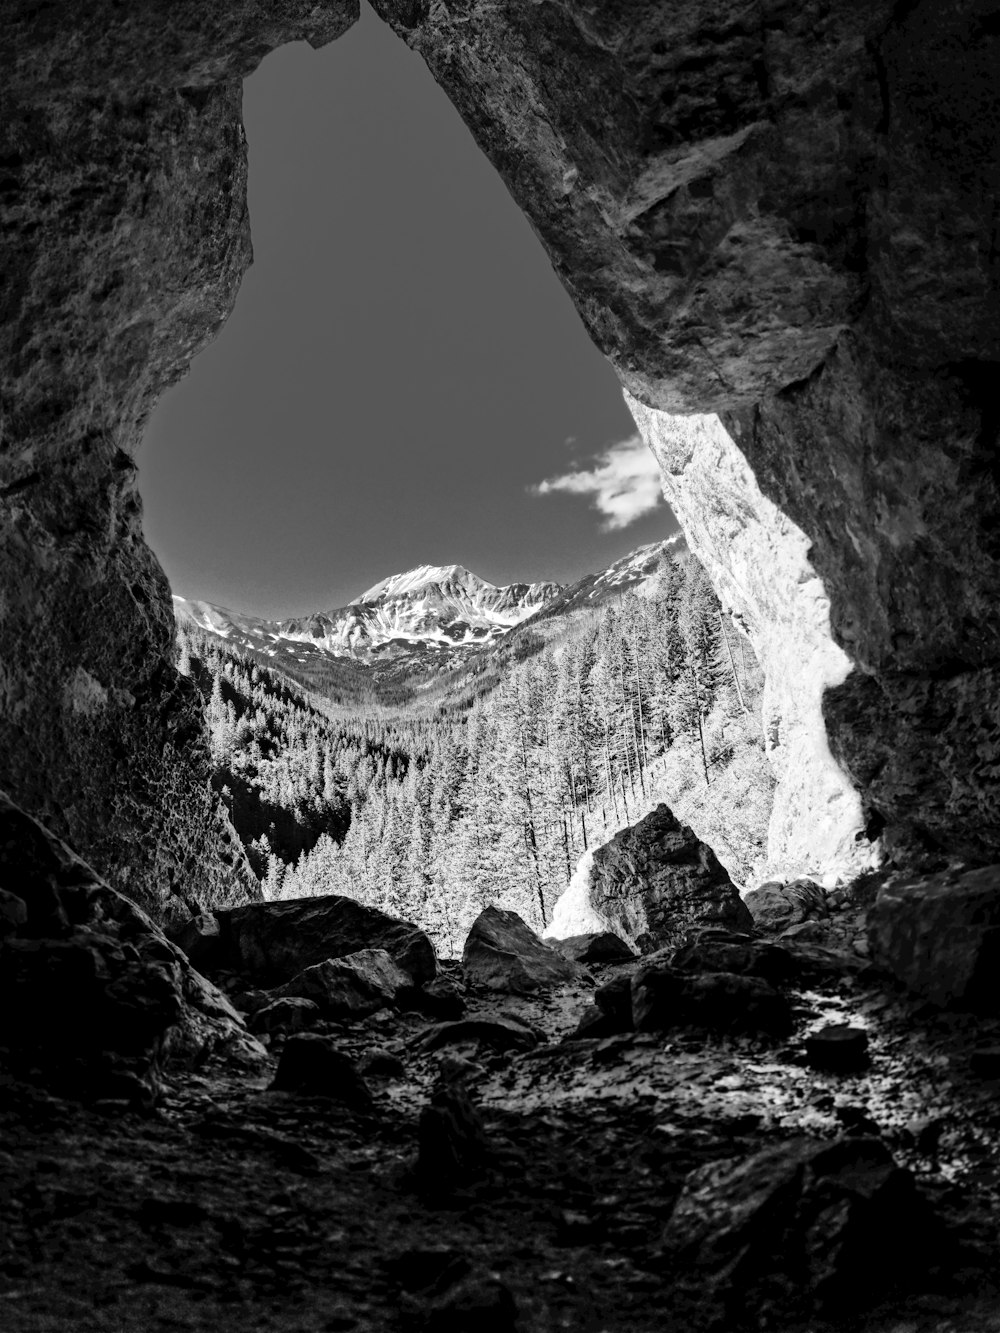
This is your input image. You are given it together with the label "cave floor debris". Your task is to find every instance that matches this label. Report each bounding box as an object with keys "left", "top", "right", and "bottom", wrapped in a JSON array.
[{"left": 4, "top": 962, "right": 1000, "bottom": 1333}]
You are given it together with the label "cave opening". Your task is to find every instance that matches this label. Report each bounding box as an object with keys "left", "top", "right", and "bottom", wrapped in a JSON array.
[{"left": 138, "top": 4, "right": 668, "bottom": 623}]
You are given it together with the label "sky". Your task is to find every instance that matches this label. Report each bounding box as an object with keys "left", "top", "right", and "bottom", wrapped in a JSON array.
[{"left": 139, "top": 4, "right": 679, "bottom": 620}]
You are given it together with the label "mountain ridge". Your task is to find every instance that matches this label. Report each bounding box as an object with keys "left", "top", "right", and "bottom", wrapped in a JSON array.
[{"left": 173, "top": 535, "right": 686, "bottom": 704}]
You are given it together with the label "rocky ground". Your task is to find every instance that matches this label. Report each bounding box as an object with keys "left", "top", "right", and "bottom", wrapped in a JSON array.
[{"left": 5, "top": 884, "right": 1000, "bottom": 1333}]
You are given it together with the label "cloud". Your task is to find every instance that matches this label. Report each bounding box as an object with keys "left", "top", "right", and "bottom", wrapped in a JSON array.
[{"left": 529, "top": 435, "right": 663, "bottom": 531}]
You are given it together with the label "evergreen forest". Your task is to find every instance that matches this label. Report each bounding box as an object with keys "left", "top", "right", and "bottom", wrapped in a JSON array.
[{"left": 178, "top": 554, "right": 774, "bottom": 956}]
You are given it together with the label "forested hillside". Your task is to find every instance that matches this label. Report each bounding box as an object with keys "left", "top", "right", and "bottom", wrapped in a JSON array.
[{"left": 178, "top": 554, "right": 773, "bottom": 955}]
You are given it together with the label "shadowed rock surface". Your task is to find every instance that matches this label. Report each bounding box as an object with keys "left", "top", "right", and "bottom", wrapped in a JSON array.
[
  {"left": 462, "top": 906, "right": 589, "bottom": 993},
  {"left": 0, "top": 792, "right": 265, "bottom": 1105},
  {"left": 585, "top": 804, "right": 753, "bottom": 952},
  {"left": 869, "top": 866, "right": 1000, "bottom": 1011},
  {"left": 205, "top": 895, "right": 437, "bottom": 988}
]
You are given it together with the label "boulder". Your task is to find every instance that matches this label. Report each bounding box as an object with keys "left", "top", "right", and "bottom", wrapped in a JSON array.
[
  {"left": 552, "top": 932, "right": 636, "bottom": 965},
  {"left": 415, "top": 973, "right": 467, "bottom": 1020},
  {"left": 669, "top": 934, "right": 798, "bottom": 987},
  {"left": 414, "top": 1016, "right": 539, "bottom": 1056},
  {"left": 271, "top": 1033, "right": 373, "bottom": 1108},
  {"left": 804, "top": 1025, "right": 870, "bottom": 1074},
  {"left": 662, "top": 1137, "right": 933, "bottom": 1320},
  {"left": 462, "top": 907, "right": 588, "bottom": 994},
  {"left": 632, "top": 965, "right": 792, "bottom": 1037},
  {"left": 213, "top": 894, "right": 437, "bottom": 987},
  {"left": 567, "top": 1004, "right": 629, "bottom": 1041},
  {"left": 278, "top": 947, "right": 413, "bottom": 1019},
  {"left": 169, "top": 911, "right": 224, "bottom": 973},
  {"left": 745, "top": 879, "right": 828, "bottom": 934},
  {"left": 250, "top": 996, "right": 319, "bottom": 1037},
  {"left": 0, "top": 793, "right": 265, "bottom": 1104},
  {"left": 581, "top": 805, "right": 753, "bottom": 953},
  {"left": 594, "top": 974, "right": 635, "bottom": 1030},
  {"left": 868, "top": 866, "right": 1000, "bottom": 1011}
]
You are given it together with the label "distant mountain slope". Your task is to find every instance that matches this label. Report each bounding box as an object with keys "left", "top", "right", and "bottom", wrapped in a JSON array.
[{"left": 173, "top": 538, "right": 685, "bottom": 707}]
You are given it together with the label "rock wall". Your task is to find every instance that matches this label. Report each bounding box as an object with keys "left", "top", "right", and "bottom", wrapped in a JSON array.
[
  {"left": 373, "top": 0, "right": 1000, "bottom": 870},
  {"left": 0, "top": 1, "right": 358, "bottom": 920},
  {"left": 628, "top": 402, "right": 875, "bottom": 884},
  {"left": 2, "top": 0, "right": 998, "bottom": 919}
]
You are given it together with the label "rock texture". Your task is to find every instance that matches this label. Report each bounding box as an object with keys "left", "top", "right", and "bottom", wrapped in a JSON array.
[
  {"left": 662, "top": 1137, "right": 930, "bottom": 1320},
  {"left": 0, "top": 792, "right": 265, "bottom": 1103},
  {"left": 277, "top": 948, "right": 414, "bottom": 1018},
  {"left": 0, "top": 2, "right": 358, "bottom": 920},
  {"left": 374, "top": 0, "right": 1000, "bottom": 873},
  {"left": 869, "top": 866, "right": 1000, "bottom": 1011},
  {"left": 629, "top": 404, "right": 876, "bottom": 884},
  {"left": 206, "top": 895, "right": 437, "bottom": 988},
  {"left": 551, "top": 804, "right": 752, "bottom": 953},
  {"left": 3, "top": 2, "right": 999, "bottom": 926},
  {"left": 462, "top": 906, "right": 587, "bottom": 993}
]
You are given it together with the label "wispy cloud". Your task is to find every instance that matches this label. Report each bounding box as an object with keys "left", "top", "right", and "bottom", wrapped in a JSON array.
[{"left": 529, "top": 435, "right": 663, "bottom": 531}]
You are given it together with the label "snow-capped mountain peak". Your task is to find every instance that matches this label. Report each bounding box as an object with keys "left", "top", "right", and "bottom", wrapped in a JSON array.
[
  {"left": 172, "top": 538, "right": 684, "bottom": 683},
  {"left": 358, "top": 563, "right": 490, "bottom": 603}
]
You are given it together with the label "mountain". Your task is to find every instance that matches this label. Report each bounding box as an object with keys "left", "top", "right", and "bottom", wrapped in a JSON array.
[{"left": 173, "top": 538, "right": 685, "bottom": 705}]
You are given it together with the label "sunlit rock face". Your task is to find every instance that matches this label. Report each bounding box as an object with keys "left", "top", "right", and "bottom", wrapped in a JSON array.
[{"left": 628, "top": 402, "right": 875, "bottom": 885}]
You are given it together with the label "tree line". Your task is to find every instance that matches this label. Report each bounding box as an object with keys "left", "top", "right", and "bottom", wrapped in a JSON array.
[{"left": 179, "top": 553, "right": 767, "bottom": 955}]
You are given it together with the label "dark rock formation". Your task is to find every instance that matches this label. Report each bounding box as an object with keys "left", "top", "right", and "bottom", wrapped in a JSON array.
[
  {"left": 417, "top": 1083, "right": 491, "bottom": 1191},
  {"left": 662, "top": 1136, "right": 933, "bottom": 1321},
  {"left": 415, "top": 1016, "right": 540, "bottom": 1056},
  {"left": 744, "top": 879, "right": 828, "bottom": 933},
  {"left": 869, "top": 866, "right": 1000, "bottom": 1010},
  {"left": 277, "top": 947, "right": 413, "bottom": 1019},
  {"left": 632, "top": 963, "right": 792, "bottom": 1037},
  {"left": 552, "top": 931, "right": 637, "bottom": 965},
  {"left": 271, "top": 1032, "right": 373, "bottom": 1107},
  {"left": 587, "top": 805, "right": 753, "bottom": 953},
  {"left": 669, "top": 932, "right": 798, "bottom": 986},
  {"left": 207, "top": 895, "right": 437, "bottom": 988},
  {"left": 0, "top": 792, "right": 265, "bottom": 1103},
  {"left": 462, "top": 906, "right": 589, "bottom": 994},
  {"left": 250, "top": 995, "right": 318, "bottom": 1037},
  {"left": 804, "top": 1024, "right": 870, "bottom": 1073}
]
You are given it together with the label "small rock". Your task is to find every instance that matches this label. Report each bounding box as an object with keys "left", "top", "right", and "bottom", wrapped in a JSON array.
[
  {"left": 250, "top": 996, "right": 319, "bottom": 1036},
  {"left": 593, "top": 973, "right": 633, "bottom": 1028},
  {"left": 0, "top": 889, "right": 28, "bottom": 937},
  {"left": 359, "top": 1048, "right": 406, "bottom": 1080},
  {"left": 415, "top": 974, "right": 467, "bottom": 1020},
  {"left": 417, "top": 1083, "right": 490, "bottom": 1189},
  {"left": 271, "top": 1033, "right": 373, "bottom": 1108},
  {"left": 169, "top": 911, "right": 223, "bottom": 972},
  {"left": 566, "top": 1004, "right": 627, "bottom": 1040},
  {"left": 970, "top": 1044, "right": 1000, "bottom": 1078},
  {"left": 552, "top": 932, "right": 636, "bottom": 965},
  {"left": 421, "top": 1272, "right": 519, "bottom": 1333},
  {"left": 414, "top": 1016, "right": 539, "bottom": 1055},
  {"left": 804, "top": 1024, "right": 870, "bottom": 1073},
  {"left": 745, "top": 878, "right": 827, "bottom": 933},
  {"left": 462, "top": 906, "right": 588, "bottom": 994}
]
